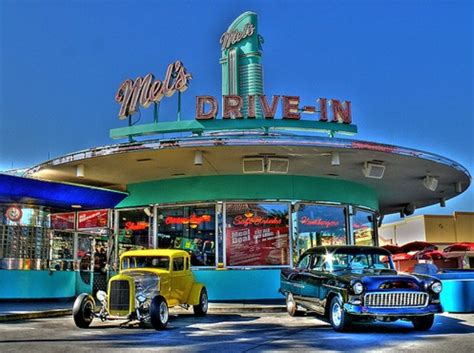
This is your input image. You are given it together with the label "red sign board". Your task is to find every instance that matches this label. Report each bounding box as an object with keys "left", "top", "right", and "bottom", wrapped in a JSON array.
[
  {"left": 50, "top": 212, "right": 76, "bottom": 230},
  {"left": 226, "top": 216, "right": 289, "bottom": 267},
  {"left": 77, "top": 210, "right": 108, "bottom": 229}
]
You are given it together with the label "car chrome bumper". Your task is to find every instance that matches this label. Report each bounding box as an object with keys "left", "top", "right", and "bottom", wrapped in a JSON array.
[{"left": 343, "top": 303, "right": 442, "bottom": 316}]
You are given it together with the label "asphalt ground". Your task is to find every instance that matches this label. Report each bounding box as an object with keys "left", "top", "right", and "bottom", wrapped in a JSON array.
[{"left": 0, "top": 309, "right": 473, "bottom": 352}]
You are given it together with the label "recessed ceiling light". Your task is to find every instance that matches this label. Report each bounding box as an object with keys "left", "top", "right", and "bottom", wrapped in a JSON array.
[{"left": 71, "top": 205, "right": 82, "bottom": 209}]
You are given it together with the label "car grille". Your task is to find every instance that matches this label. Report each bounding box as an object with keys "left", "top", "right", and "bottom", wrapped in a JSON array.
[
  {"left": 364, "top": 292, "right": 428, "bottom": 307},
  {"left": 109, "top": 280, "right": 130, "bottom": 312}
]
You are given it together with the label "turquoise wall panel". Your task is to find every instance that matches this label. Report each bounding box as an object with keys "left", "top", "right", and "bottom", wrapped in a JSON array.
[
  {"left": 118, "top": 174, "right": 378, "bottom": 211},
  {"left": 193, "top": 269, "right": 284, "bottom": 301},
  {"left": 75, "top": 272, "right": 94, "bottom": 295},
  {"left": 0, "top": 270, "right": 76, "bottom": 299}
]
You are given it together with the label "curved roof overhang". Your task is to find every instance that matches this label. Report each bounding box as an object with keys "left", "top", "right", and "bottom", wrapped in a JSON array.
[
  {"left": 0, "top": 173, "right": 128, "bottom": 211},
  {"left": 24, "top": 132, "right": 471, "bottom": 215}
]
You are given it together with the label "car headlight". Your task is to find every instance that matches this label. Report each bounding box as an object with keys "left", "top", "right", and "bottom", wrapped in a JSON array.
[
  {"left": 431, "top": 281, "right": 442, "bottom": 294},
  {"left": 96, "top": 290, "right": 107, "bottom": 302},
  {"left": 352, "top": 281, "right": 364, "bottom": 295}
]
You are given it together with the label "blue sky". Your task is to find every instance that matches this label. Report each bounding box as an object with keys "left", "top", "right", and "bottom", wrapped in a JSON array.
[{"left": 0, "top": 0, "right": 472, "bottom": 221}]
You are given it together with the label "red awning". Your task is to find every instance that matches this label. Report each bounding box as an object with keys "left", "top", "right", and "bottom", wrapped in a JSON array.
[
  {"left": 401, "top": 241, "right": 438, "bottom": 253},
  {"left": 443, "top": 242, "right": 474, "bottom": 252},
  {"left": 381, "top": 245, "right": 404, "bottom": 254}
]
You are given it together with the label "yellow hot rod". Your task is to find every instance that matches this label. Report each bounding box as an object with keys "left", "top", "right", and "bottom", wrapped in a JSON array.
[{"left": 72, "top": 249, "right": 208, "bottom": 330}]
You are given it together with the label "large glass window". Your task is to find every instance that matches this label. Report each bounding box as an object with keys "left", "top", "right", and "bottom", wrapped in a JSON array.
[
  {"left": 225, "top": 202, "right": 290, "bottom": 267},
  {"left": 118, "top": 208, "right": 152, "bottom": 255},
  {"left": 157, "top": 204, "right": 215, "bottom": 267},
  {"left": 294, "top": 204, "right": 347, "bottom": 261},
  {"left": 353, "top": 208, "right": 376, "bottom": 246},
  {"left": 0, "top": 205, "right": 51, "bottom": 270},
  {"left": 50, "top": 232, "right": 74, "bottom": 271}
]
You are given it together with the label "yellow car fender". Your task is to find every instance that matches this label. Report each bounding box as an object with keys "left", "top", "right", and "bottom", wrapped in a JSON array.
[{"left": 186, "top": 282, "right": 205, "bottom": 305}]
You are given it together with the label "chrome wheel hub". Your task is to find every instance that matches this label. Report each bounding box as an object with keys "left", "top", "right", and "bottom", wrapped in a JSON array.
[
  {"left": 332, "top": 302, "right": 342, "bottom": 327},
  {"left": 286, "top": 293, "right": 295, "bottom": 312},
  {"left": 202, "top": 292, "right": 208, "bottom": 312},
  {"left": 159, "top": 302, "right": 168, "bottom": 323}
]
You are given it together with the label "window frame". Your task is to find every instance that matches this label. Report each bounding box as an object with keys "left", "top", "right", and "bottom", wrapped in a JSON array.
[{"left": 352, "top": 207, "right": 377, "bottom": 246}]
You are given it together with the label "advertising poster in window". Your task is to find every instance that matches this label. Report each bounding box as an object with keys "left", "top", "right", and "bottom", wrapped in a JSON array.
[
  {"left": 50, "top": 212, "right": 76, "bottom": 230},
  {"left": 77, "top": 209, "right": 109, "bottom": 229},
  {"left": 225, "top": 203, "right": 289, "bottom": 266}
]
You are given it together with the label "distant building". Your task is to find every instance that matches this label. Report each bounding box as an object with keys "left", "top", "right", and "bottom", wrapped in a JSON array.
[{"left": 379, "top": 212, "right": 474, "bottom": 248}]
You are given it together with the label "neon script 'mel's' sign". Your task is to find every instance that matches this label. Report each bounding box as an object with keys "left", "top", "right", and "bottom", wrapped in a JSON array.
[
  {"left": 220, "top": 23, "right": 255, "bottom": 50},
  {"left": 115, "top": 61, "right": 192, "bottom": 119}
]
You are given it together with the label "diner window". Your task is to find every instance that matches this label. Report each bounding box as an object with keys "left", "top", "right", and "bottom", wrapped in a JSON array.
[
  {"left": 0, "top": 205, "right": 51, "bottom": 270},
  {"left": 225, "top": 202, "right": 290, "bottom": 267},
  {"left": 157, "top": 204, "right": 215, "bottom": 267},
  {"left": 51, "top": 232, "right": 74, "bottom": 271},
  {"left": 294, "top": 204, "right": 347, "bottom": 261},
  {"left": 353, "top": 209, "right": 376, "bottom": 246},
  {"left": 118, "top": 208, "right": 152, "bottom": 255}
]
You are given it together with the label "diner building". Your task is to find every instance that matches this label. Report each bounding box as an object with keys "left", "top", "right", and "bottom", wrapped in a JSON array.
[{"left": 0, "top": 12, "right": 471, "bottom": 301}]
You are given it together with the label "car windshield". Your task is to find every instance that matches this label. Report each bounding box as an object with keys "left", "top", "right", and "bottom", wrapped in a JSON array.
[
  {"left": 121, "top": 256, "right": 170, "bottom": 270},
  {"left": 323, "top": 251, "right": 394, "bottom": 271}
]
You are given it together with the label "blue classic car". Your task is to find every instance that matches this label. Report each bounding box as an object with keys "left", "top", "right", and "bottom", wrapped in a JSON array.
[{"left": 280, "top": 246, "right": 442, "bottom": 331}]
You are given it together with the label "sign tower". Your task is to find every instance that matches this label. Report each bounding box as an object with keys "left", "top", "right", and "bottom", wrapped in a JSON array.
[{"left": 220, "top": 12, "right": 264, "bottom": 118}]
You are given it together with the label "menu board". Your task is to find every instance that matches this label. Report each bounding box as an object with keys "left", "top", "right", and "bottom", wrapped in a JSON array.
[
  {"left": 225, "top": 203, "right": 289, "bottom": 266},
  {"left": 50, "top": 212, "right": 76, "bottom": 230},
  {"left": 77, "top": 210, "right": 108, "bottom": 229}
]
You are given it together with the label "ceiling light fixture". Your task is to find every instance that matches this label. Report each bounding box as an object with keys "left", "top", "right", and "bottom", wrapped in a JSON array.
[
  {"left": 243, "top": 157, "right": 265, "bottom": 173},
  {"left": 362, "top": 161, "right": 385, "bottom": 179},
  {"left": 76, "top": 164, "right": 85, "bottom": 178},
  {"left": 331, "top": 152, "right": 340, "bottom": 166},
  {"left": 403, "top": 203, "right": 416, "bottom": 216},
  {"left": 194, "top": 150, "right": 203, "bottom": 166},
  {"left": 422, "top": 176, "right": 438, "bottom": 192},
  {"left": 267, "top": 157, "right": 289, "bottom": 174},
  {"left": 440, "top": 198, "right": 446, "bottom": 208}
]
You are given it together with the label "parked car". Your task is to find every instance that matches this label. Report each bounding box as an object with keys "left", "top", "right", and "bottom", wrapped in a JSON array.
[
  {"left": 73, "top": 249, "right": 208, "bottom": 330},
  {"left": 280, "top": 246, "right": 442, "bottom": 331}
]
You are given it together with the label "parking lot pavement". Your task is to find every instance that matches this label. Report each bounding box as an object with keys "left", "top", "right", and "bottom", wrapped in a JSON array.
[{"left": 0, "top": 311, "right": 473, "bottom": 353}]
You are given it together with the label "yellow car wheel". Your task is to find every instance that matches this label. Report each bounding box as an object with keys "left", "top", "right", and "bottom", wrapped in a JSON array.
[
  {"left": 150, "top": 295, "right": 169, "bottom": 330},
  {"left": 193, "top": 287, "right": 208, "bottom": 316},
  {"left": 72, "top": 293, "right": 95, "bottom": 329}
]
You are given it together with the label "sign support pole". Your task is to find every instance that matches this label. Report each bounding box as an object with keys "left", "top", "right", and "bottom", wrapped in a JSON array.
[
  {"left": 153, "top": 102, "right": 159, "bottom": 124},
  {"left": 127, "top": 115, "right": 134, "bottom": 143},
  {"left": 177, "top": 91, "right": 181, "bottom": 122}
]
